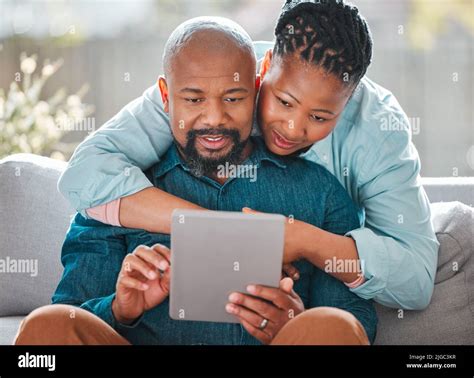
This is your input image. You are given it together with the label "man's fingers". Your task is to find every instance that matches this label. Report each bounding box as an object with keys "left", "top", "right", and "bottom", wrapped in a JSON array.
[
  {"left": 160, "top": 269, "right": 171, "bottom": 292},
  {"left": 226, "top": 303, "right": 275, "bottom": 331},
  {"left": 151, "top": 244, "right": 171, "bottom": 261},
  {"left": 279, "top": 277, "right": 294, "bottom": 293},
  {"left": 245, "top": 284, "right": 291, "bottom": 309},
  {"left": 119, "top": 275, "right": 148, "bottom": 291},
  {"left": 240, "top": 318, "right": 272, "bottom": 345},
  {"left": 228, "top": 292, "right": 281, "bottom": 319},
  {"left": 135, "top": 245, "right": 170, "bottom": 271},
  {"left": 122, "top": 254, "right": 158, "bottom": 280},
  {"left": 282, "top": 263, "right": 300, "bottom": 280}
]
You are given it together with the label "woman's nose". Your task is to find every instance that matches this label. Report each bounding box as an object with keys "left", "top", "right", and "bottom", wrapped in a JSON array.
[{"left": 283, "top": 117, "right": 307, "bottom": 141}]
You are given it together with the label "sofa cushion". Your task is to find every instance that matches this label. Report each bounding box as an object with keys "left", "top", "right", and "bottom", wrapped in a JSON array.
[
  {"left": 0, "top": 154, "right": 73, "bottom": 317},
  {"left": 375, "top": 201, "right": 474, "bottom": 344}
]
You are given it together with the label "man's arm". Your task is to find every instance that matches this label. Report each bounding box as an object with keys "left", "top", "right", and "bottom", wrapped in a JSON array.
[{"left": 51, "top": 214, "right": 142, "bottom": 330}]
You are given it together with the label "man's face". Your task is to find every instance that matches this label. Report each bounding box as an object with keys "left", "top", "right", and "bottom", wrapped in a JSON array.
[{"left": 160, "top": 36, "right": 257, "bottom": 176}]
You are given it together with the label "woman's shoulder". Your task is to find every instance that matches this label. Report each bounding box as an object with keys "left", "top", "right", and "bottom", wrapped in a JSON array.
[{"left": 337, "top": 77, "right": 414, "bottom": 151}]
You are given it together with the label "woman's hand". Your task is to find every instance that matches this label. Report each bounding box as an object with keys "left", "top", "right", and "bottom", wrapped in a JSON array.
[
  {"left": 242, "top": 208, "right": 308, "bottom": 279},
  {"left": 225, "top": 277, "right": 305, "bottom": 344}
]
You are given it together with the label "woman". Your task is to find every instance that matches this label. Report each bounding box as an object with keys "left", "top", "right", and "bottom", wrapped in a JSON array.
[{"left": 58, "top": 0, "right": 439, "bottom": 310}]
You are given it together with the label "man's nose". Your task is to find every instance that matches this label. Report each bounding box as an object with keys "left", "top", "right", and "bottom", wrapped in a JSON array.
[{"left": 200, "top": 99, "right": 227, "bottom": 127}]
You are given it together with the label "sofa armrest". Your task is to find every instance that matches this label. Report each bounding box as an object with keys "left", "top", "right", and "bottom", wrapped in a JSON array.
[
  {"left": 0, "top": 153, "right": 74, "bottom": 316},
  {"left": 421, "top": 177, "right": 473, "bottom": 206}
]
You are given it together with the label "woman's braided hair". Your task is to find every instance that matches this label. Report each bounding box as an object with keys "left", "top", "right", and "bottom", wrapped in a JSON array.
[{"left": 274, "top": 0, "right": 373, "bottom": 86}]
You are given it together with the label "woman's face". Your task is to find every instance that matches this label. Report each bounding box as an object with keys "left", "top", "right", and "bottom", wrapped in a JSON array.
[{"left": 257, "top": 51, "right": 354, "bottom": 156}]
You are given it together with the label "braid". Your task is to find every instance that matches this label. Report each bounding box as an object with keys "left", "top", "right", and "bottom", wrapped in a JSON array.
[{"left": 274, "top": 0, "right": 373, "bottom": 86}]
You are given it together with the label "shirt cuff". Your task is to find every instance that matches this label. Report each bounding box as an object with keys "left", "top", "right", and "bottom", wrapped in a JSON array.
[
  {"left": 344, "top": 227, "right": 390, "bottom": 299},
  {"left": 107, "top": 293, "right": 145, "bottom": 330},
  {"left": 86, "top": 198, "right": 122, "bottom": 226},
  {"left": 344, "top": 274, "right": 366, "bottom": 289},
  {"left": 81, "top": 293, "right": 144, "bottom": 331}
]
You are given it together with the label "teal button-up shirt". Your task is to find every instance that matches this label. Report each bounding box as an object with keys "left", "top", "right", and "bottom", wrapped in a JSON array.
[{"left": 58, "top": 41, "right": 439, "bottom": 310}]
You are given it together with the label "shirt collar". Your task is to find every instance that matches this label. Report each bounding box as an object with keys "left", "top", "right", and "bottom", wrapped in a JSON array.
[
  {"left": 151, "top": 136, "right": 287, "bottom": 180},
  {"left": 299, "top": 131, "right": 332, "bottom": 165}
]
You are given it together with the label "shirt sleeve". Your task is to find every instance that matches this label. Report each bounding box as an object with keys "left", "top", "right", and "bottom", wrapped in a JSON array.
[
  {"left": 57, "top": 85, "right": 174, "bottom": 216},
  {"left": 51, "top": 214, "right": 143, "bottom": 331},
  {"left": 346, "top": 122, "right": 439, "bottom": 310}
]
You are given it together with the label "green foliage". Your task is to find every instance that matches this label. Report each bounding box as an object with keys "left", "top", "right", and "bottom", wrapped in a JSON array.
[{"left": 0, "top": 53, "right": 94, "bottom": 160}]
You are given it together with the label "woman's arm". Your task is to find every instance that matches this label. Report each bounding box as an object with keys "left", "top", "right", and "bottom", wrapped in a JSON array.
[
  {"left": 292, "top": 221, "right": 361, "bottom": 284},
  {"left": 342, "top": 128, "right": 440, "bottom": 310},
  {"left": 288, "top": 122, "right": 439, "bottom": 310},
  {"left": 57, "top": 85, "right": 173, "bottom": 216},
  {"left": 119, "top": 187, "right": 203, "bottom": 233}
]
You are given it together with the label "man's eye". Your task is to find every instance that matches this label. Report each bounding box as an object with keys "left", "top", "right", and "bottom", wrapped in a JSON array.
[
  {"left": 311, "top": 114, "right": 326, "bottom": 123},
  {"left": 277, "top": 96, "right": 291, "bottom": 107},
  {"left": 185, "top": 98, "right": 203, "bottom": 103},
  {"left": 224, "top": 97, "right": 243, "bottom": 103}
]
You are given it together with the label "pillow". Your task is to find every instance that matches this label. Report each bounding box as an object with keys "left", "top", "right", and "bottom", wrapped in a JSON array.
[{"left": 375, "top": 201, "right": 474, "bottom": 345}]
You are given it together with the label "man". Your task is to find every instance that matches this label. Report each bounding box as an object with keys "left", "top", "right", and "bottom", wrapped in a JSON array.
[{"left": 14, "top": 17, "right": 376, "bottom": 345}]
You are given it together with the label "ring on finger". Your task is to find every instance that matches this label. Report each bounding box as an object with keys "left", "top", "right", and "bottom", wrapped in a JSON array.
[{"left": 259, "top": 318, "right": 269, "bottom": 330}]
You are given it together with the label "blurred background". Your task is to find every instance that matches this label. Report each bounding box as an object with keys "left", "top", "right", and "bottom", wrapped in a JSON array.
[{"left": 0, "top": 0, "right": 473, "bottom": 176}]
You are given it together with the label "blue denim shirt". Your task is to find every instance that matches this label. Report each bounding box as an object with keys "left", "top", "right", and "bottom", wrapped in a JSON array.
[{"left": 53, "top": 137, "right": 377, "bottom": 344}]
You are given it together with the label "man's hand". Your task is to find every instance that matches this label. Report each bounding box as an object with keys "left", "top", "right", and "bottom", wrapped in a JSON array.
[
  {"left": 112, "top": 244, "right": 171, "bottom": 325},
  {"left": 225, "top": 277, "right": 305, "bottom": 344}
]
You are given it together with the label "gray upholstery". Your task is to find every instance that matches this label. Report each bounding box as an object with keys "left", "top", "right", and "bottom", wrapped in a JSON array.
[
  {"left": 374, "top": 201, "right": 474, "bottom": 344},
  {"left": 0, "top": 153, "right": 473, "bottom": 345}
]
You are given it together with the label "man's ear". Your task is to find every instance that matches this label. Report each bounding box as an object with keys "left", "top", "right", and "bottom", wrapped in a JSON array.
[
  {"left": 158, "top": 76, "right": 169, "bottom": 113},
  {"left": 259, "top": 49, "right": 273, "bottom": 82}
]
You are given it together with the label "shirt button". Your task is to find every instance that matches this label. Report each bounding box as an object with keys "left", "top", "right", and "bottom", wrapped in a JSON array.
[{"left": 322, "top": 153, "right": 328, "bottom": 163}]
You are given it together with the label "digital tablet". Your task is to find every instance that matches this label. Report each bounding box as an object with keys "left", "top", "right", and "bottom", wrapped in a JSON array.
[{"left": 169, "top": 209, "right": 285, "bottom": 323}]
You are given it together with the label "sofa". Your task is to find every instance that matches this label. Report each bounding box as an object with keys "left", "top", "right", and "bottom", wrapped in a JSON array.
[{"left": 0, "top": 153, "right": 473, "bottom": 345}]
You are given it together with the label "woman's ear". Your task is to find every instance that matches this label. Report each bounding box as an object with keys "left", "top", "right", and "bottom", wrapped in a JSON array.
[
  {"left": 259, "top": 49, "right": 273, "bottom": 82},
  {"left": 255, "top": 74, "right": 261, "bottom": 92},
  {"left": 158, "top": 76, "right": 169, "bottom": 113}
]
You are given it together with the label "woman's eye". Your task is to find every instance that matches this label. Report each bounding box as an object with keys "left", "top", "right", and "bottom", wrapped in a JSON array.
[
  {"left": 277, "top": 97, "right": 291, "bottom": 107},
  {"left": 185, "top": 98, "right": 203, "bottom": 103},
  {"left": 224, "top": 97, "right": 243, "bottom": 103},
  {"left": 311, "top": 114, "right": 326, "bottom": 123}
]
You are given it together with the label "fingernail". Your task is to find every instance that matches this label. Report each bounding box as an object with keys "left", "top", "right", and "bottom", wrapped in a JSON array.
[
  {"left": 294, "top": 273, "right": 300, "bottom": 280},
  {"left": 142, "top": 283, "right": 149, "bottom": 290},
  {"left": 247, "top": 285, "right": 256, "bottom": 294},
  {"left": 226, "top": 304, "right": 236, "bottom": 313},
  {"left": 159, "top": 261, "right": 168, "bottom": 270},
  {"left": 148, "top": 270, "right": 157, "bottom": 279},
  {"left": 228, "top": 293, "right": 239, "bottom": 302}
]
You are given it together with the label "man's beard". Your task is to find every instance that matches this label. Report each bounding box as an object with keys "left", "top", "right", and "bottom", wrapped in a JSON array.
[{"left": 175, "top": 128, "right": 249, "bottom": 178}]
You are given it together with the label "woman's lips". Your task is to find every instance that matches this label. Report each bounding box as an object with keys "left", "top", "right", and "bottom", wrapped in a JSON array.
[
  {"left": 271, "top": 129, "right": 299, "bottom": 150},
  {"left": 196, "top": 135, "right": 230, "bottom": 151}
]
